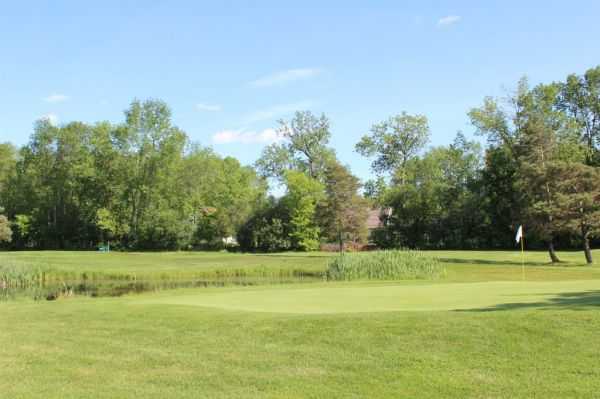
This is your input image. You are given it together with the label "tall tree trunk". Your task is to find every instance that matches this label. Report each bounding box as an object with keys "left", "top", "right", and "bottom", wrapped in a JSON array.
[
  {"left": 338, "top": 230, "right": 343, "bottom": 253},
  {"left": 548, "top": 240, "right": 560, "bottom": 263},
  {"left": 583, "top": 235, "right": 593, "bottom": 264}
]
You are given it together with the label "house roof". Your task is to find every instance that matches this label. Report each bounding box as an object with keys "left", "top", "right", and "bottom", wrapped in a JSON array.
[{"left": 366, "top": 208, "right": 391, "bottom": 230}]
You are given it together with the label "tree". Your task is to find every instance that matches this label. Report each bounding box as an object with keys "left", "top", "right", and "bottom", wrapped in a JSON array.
[
  {"left": 0, "top": 143, "right": 16, "bottom": 195},
  {"left": 0, "top": 144, "right": 16, "bottom": 245},
  {"left": 96, "top": 208, "right": 121, "bottom": 245},
  {"left": 552, "top": 163, "right": 600, "bottom": 264},
  {"left": 480, "top": 146, "right": 521, "bottom": 248},
  {"left": 320, "top": 162, "right": 368, "bottom": 251},
  {"left": 182, "top": 147, "right": 267, "bottom": 248},
  {"left": 282, "top": 171, "right": 324, "bottom": 251},
  {"left": 3, "top": 119, "right": 99, "bottom": 248},
  {"left": 256, "top": 111, "right": 335, "bottom": 182},
  {"left": 381, "top": 134, "right": 484, "bottom": 249},
  {"left": 237, "top": 199, "right": 292, "bottom": 252},
  {"left": 0, "top": 208, "right": 12, "bottom": 243},
  {"left": 516, "top": 83, "right": 580, "bottom": 262},
  {"left": 559, "top": 66, "right": 600, "bottom": 165},
  {"left": 0, "top": 99, "right": 267, "bottom": 251},
  {"left": 469, "top": 79, "right": 579, "bottom": 261},
  {"left": 356, "top": 112, "right": 430, "bottom": 184},
  {"left": 363, "top": 176, "right": 388, "bottom": 205},
  {"left": 117, "top": 99, "right": 189, "bottom": 248},
  {"left": 11, "top": 214, "right": 31, "bottom": 248}
]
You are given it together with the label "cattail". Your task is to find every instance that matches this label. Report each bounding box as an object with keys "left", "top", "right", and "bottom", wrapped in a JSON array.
[{"left": 326, "top": 250, "right": 444, "bottom": 281}]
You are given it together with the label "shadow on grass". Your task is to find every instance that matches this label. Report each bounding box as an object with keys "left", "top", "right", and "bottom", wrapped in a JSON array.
[
  {"left": 252, "top": 254, "right": 333, "bottom": 260},
  {"left": 438, "top": 257, "right": 557, "bottom": 267},
  {"left": 457, "top": 290, "right": 600, "bottom": 312}
]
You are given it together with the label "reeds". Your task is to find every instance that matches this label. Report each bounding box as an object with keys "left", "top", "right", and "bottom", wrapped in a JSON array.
[
  {"left": 326, "top": 250, "right": 445, "bottom": 281},
  {"left": 1, "top": 260, "right": 322, "bottom": 300}
]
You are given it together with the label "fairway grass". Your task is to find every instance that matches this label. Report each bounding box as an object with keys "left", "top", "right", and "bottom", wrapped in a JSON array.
[
  {"left": 2, "top": 249, "right": 598, "bottom": 275},
  {"left": 139, "top": 280, "right": 600, "bottom": 313},
  {"left": 2, "top": 250, "right": 600, "bottom": 398},
  {"left": 2, "top": 286, "right": 600, "bottom": 398},
  {"left": 0, "top": 251, "right": 331, "bottom": 274}
]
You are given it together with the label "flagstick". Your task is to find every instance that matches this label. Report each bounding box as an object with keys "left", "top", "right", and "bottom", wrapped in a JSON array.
[{"left": 521, "top": 235, "right": 525, "bottom": 281}]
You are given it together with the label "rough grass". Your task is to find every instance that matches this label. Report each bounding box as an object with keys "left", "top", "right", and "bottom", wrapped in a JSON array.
[{"left": 326, "top": 249, "right": 444, "bottom": 281}]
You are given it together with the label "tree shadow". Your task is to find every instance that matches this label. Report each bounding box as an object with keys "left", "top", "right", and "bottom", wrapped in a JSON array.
[
  {"left": 457, "top": 290, "right": 600, "bottom": 312},
  {"left": 438, "top": 257, "right": 556, "bottom": 267},
  {"left": 252, "top": 254, "right": 333, "bottom": 259}
]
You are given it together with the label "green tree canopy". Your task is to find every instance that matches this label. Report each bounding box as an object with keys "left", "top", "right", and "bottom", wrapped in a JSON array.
[
  {"left": 356, "top": 112, "right": 430, "bottom": 183},
  {"left": 0, "top": 207, "right": 11, "bottom": 243},
  {"left": 282, "top": 171, "right": 324, "bottom": 251},
  {"left": 256, "top": 111, "right": 336, "bottom": 182},
  {"left": 559, "top": 66, "right": 600, "bottom": 165},
  {"left": 552, "top": 163, "right": 600, "bottom": 264},
  {"left": 320, "top": 162, "right": 368, "bottom": 251}
]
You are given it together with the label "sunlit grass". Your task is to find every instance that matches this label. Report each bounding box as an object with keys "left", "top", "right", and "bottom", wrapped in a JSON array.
[{"left": 2, "top": 249, "right": 600, "bottom": 397}]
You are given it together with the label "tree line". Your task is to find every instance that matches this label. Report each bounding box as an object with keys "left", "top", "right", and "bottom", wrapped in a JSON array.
[
  {"left": 0, "top": 100, "right": 266, "bottom": 250},
  {"left": 360, "top": 67, "right": 600, "bottom": 264},
  {"left": 1, "top": 66, "right": 599, "bottom": 263}
]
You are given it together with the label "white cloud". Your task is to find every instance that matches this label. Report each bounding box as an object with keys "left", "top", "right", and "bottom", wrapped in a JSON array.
[
  {"left": 249, "top": 68, "right": 321, "bottom": 88},
  {"left": 196, "top": 103, "right": 222, "bottom": 112},
  {"left": 212, "top": 128, "right": 283, "bottom": 145},
  {"left": 43, "top": 94, "right": 69, "bottom": 103},
  {"left": 40, "top": 113, "right": 59, "bottom": 125},
  {"left": 244, "top": 100, "right": 315, "bottom": 124},
  {"left": 438, "top": 15, "right": 461, "bottom": 27}
]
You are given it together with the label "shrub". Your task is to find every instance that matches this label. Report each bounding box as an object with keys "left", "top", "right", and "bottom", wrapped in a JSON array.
[
  {"left": 237, "top": 201, "right": 293, "bottom": 252},
  {"left": 0, "top": 214, "right": 12, "bottom": 244},
  {"left": 326, "top": 250, "right": 444, "bottom": 281}
]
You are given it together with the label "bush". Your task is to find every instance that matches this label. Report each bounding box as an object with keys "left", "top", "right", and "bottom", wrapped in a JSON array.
[
  {"left": 326, "top": 250, "right": 444, "bottom": 281},
  {"left": 319, "top": 242, "right": 370, "bottom": 252},
  {"left": 237, "top": 201, "right": 292, "bottom": 252},
  {"left": 0, "top": 214, "right": 12, "bottom": 244}
]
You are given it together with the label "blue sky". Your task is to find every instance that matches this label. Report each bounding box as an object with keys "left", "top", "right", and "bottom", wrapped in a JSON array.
[{"left": 1, "top": 1, "right": 599, "bottom": 183}]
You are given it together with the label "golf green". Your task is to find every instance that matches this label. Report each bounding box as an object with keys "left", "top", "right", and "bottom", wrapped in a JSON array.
[{"left": 140, "top": 280, "right": 600, "bottom": 313}]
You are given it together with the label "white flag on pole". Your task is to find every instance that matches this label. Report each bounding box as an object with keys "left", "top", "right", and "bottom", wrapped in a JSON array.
[{"left": 515, "top": 225, "right": 523, "bottom": 243}]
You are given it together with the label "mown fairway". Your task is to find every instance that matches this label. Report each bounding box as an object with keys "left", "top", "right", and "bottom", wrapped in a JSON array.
[{"left": 2, "top": 250, "right": 600, "bottom": 398}]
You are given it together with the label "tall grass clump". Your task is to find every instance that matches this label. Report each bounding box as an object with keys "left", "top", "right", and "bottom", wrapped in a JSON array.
[
  {"left": 0, "top": 261, "right": 53, "bottom": 300},
  {"left": 326, "top": 250, "right": 445, "bottom": 281},
  {"left": 1, "top": 259, "right": 324, "bottom": 300}
]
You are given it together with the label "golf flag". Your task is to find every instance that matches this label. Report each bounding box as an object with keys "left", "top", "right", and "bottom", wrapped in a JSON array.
[
  {"left": 516, "top": 225, "right": 525, "bottom": 280},
  {"left": 515, "top": 225, "right": 523, "bottom": 243}
]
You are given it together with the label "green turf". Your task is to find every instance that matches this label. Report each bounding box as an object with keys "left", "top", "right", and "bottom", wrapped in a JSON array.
[
  {"left": 0, "top": 250, "right": 331, "bottom": 274},
  {"left": 2, "top": 250, "right": 600, "bottom": 398},
  {"left": 138, "top": 280, "right": 600, "bottom": 313}
]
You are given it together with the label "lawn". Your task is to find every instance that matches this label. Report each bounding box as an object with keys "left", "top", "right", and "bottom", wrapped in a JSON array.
[
  {"left": 1, "top": 250, "right": 600, "bottom": 398},
  {"left": 0, "top": 250, "right": 331, "bottom": 274}
]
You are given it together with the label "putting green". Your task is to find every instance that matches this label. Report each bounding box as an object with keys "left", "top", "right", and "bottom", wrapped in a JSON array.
[{"left": 140, "top": 280, "right": 600, "bottom": 314}]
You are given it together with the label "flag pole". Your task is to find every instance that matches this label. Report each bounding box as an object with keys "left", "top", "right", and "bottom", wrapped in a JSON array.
[{"left": 521, "top": 227, "right": 525, "bottom": 281}]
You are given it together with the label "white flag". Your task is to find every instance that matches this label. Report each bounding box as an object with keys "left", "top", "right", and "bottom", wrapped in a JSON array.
[{"left": 515, "top": 225, "right": 523, "bottom": 243}]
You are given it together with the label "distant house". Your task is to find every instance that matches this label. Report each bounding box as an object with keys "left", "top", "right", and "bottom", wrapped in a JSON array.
[
  {"left": 366, "top": 207, "right": 392, "bottom": 242},
  {"left": 222, "top": 236, "right": 238, "bottom": 246}
]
